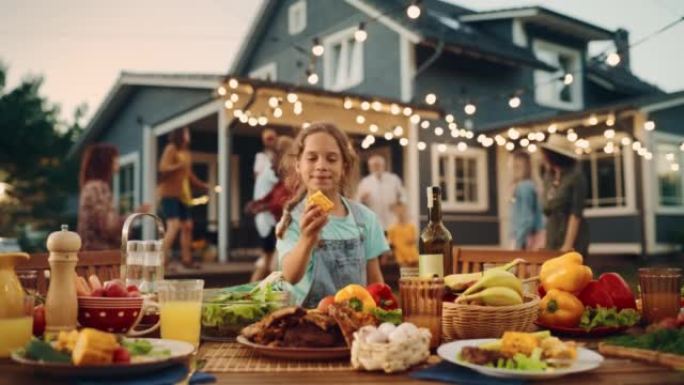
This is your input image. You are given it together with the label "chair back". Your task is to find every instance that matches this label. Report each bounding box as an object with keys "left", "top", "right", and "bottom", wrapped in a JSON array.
[
  {"left": 16, "top": 250, "right": 121, "bottom": 295},
  {"left": 453, "top": 247, "right": 562, "bottom": 279}
]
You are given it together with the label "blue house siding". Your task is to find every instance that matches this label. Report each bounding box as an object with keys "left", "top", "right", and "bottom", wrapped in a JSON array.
[
  {"left": 243, "top": 0, "right": 402, "bottom": 99},
  {"left": 656, "top": 215, "right": 684, "bottom": 244},
  {"left": 586, "top": 216, "right": 642, "bottom": 243},
  {"left": 649, "top": 104, "right": 684, "bottom": 136}
]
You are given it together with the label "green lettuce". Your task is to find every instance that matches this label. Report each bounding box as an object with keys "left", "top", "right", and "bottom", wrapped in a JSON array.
[
  {"left": 370, "top": 308, "right": 402, "bottom": 325},
  {"left": 579, "top": 307, "right": 640, "bottom": 330}
]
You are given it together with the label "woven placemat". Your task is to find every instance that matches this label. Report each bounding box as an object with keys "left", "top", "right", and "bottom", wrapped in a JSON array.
[{"left": 199, "top": 342, "right": 353, "bottom": 372}]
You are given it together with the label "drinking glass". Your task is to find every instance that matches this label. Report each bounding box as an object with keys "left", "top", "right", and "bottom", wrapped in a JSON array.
[
  {"left": 638, "top": 268, "right": 681, "bottom": 324},
  {"left": 157, "top": 280, "right": 204, "bottom": 349},
  {"left": 399, "top": 277, "right": 444, "bottom": 348}
]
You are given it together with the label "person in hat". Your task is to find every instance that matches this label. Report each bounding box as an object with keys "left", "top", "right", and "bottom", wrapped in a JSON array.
[{"left": 540, "top": 134, "right": 590, "bottom": 256}]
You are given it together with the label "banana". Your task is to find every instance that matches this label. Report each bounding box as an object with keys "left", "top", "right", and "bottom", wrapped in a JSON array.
[
  {"left": 456, "top": 286, "right": 523, "bottom": 306},
  {"left": 461, "top": 269, "right": 523, "bottom": 297},
  {"left": 444, "top": 258, "right": 526, "bottom": 291}
]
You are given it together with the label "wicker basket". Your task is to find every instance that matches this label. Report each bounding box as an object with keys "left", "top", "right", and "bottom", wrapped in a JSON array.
[{"left": 442, "top": 294, "right": 540, "bottom": 341}]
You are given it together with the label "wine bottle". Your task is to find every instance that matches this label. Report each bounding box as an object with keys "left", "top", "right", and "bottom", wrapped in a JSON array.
[{"left": 420, "top": 186, "right": 453, "bottom": 276}]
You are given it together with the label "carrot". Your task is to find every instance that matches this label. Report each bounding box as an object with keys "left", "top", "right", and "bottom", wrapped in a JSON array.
[{"left": 88, "top": 274, "right": 103, "bottom": 291}]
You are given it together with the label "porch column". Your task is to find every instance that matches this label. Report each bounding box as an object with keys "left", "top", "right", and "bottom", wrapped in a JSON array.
[
  {"left": 142, "top": 124, "right": 157, "bottom": 240},
  {"left": 218, "top": 107, "right": 230, "bottom": 262}
]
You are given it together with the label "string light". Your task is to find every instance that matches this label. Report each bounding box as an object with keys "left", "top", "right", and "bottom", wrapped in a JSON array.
[
  {"left": 230, "top": 93, "right": 239, "bottom": 103},
  {"left": 450, "top": 129, "right": 459, "bottom": 138},
  {"left": 312, "top": 38, "right": 324, "bottom": 56},
  {"left": 563, "top": 73, "right": 574, "bottom": 85},
  {"left": 393, "top": 125, "right": 404, "bottom": 137},
  {"left": 520, "top": 138, "right": 530, "bottom": 147},
  {"left": 403, "top": 107, "right": 413, "bottom": 116},
  {"left": 445, "top": 114, "right": 454, "bottom": 123},
  {"left": 420, "top": 120, "right": 430, "bottom": 129},
  {"left": 505, "top": 142, "right": 515, "bottom": 151},
  {"left": 287, "top": 93, "right": 298, "bottom": 103},
  {"left": 547, "top": 123, "right": 558, "bottom": 134},
  {"left": 361, "top": 101, "right": 370, "bottom": 111},
  {"left": 224, "top": 100, "right": 233, "bottom": 109},
  {"left": 385, "top": 132, "right": 394, "bottom": 140},
  {"left": 273, "top": 107, "right": 283, "bottom": 118},
  {"left": 399, "top": 138, "right": 409, "bottom": 146},
  {"left": 343, "top": 98, "right": 353, "bottom": 109},
  {"left": 632, "top": 141, "right": 642, "bottom": 151},
  {"left": 406, "top": 1, "right": 421, "bottom": 19},
  {"left": 567, "top": 130, "right": 578, "bottom": 142},
  {"left": 507, "top": 127, "right": 520, "bottom": 140},
  {"left": 527, "top": 132, "right": 535, "bottom": 141},
  {"left": 644, "top": 120, "right": 656, "bottom": 131},
  {"left": 457, "top": 142, "right": 468, "bottom": 152},
  {"left": 369, "top": 124, "right": 379, "bottom": 133},
  {"left": 268, "top": 96, "right": 279, "bottom": 108},
  {"left": 477, "top": 134, "right": 486, "bottom": 143},
  {"left": 666, "top": 153, "right": 675, "bottom": 161},
  {"left": 528, "top": 144, "right": 538, "bottom": 153},
  {"left": 621, "top": 137, "right": 631, "bottom": 146},
  {"left": 606, "top": 114, "right": 615, "bottom": 127},
  {"left": 645, "top": 152, "right": 653, "bottom": 160},
  {"left": 390, "top": 103, "right": 400, "bottom": 115},
  {"left": 604, "top": 129, "right": 616, "bottom": 139},
  {"left": 434, "top": 127, "right": 444, "bottom": 136},
  {"left": 482, "top": 137, "right": 494, "bottom": 147},
  {"left": 508, "top": 95, "right": 521, "bottom": 109},
  {"left": 248, "top": 117, "right": 258, "bottom": 127},
  {"left": 417, "top": 141, "right": 427, "bottom": 151},
  {"left": 448, "top": 122, "right": 457, "bottom": 130},
  {"left": 303, "top": 121, "right": 311, "bottom": 129},
  {"left": 228, "top": 78, "right": 239, "bottom": 89},
  {"left": 294, "top": 101, "right": 303, "bottom": 115},
  {"left": 239, "top": 114, "right": 248, "bottom": 123},
  {"left": 495, "top": 135, "right": 506, "bottom": 146},
  {"left": 587, "top": 114, "right": 598, "bottom": 126},
  {"left": 606, "top": 52, "right": 621, "bottom": 67},
  {"left": 680, "top": 142, "right": 684, "bottom": 151},
  {"left": 535, "top": 132, "right": 546, "bottom": 141},
  {"left": 217, "top": 86, "right": 227, "bottom": 96},
  {"left": 372, "top": 101, "right": 382, "bottom": 111},
  {"left": 437, "top": 143, "right": 447, "bottom": 153},
  {"left": 356, "top": 115, "right": 366, "bottom": 124},
  {"left": 410, "top": 114, "right": 421, "bottom": 124},
  {"left": 464, "top": 102, "right": 477, "bottom": 115},
  {"left": 258, "top": 116, "right": 268, "bottom": 126},
  {"left": 354, "top": 22, "right": 368, "bottom": 42},
  {"left": 233, "top": 109, "right": 242, "bottom": 118},
  {"left": 307, "top": 70, "right": 319, "bottom": 85},
  {"left": 604, "top": 142, "right": 615, "bottom": 154},
  {"left": 425, "top": 93, "right": 437, "bottom": 105}
]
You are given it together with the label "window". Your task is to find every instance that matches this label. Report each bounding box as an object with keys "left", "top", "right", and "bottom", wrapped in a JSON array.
[
  {"left": 431, "top": 145, "right": 488, "bottom": 211},
  {"left": 288, "top": 0, "right": 306, "bottom": 35},
  {"left": 114, "top": 152, "right": 139, "bottom": 215},
  {"left": 656, "top": 141, "right": 683, "bottom": 207},
  {"left": 249, "top": 62, "right": 277, "bottom": 81},
  {"left": 533, "top": 39, "right": 583, "bottom": 110},
  {"left": 323, "top": 27, "right": 364, "bottom": 91}
]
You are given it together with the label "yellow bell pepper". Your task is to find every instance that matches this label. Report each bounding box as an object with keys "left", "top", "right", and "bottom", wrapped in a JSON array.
[
  {"left": 334, "top": 284, "right": 376, "bottom": 312},
  {"left": 540, "top": 252, "right": 592, "bottom": 293},
  {"left": 538, "top": 289, "right": 585, "bottom": 328}
]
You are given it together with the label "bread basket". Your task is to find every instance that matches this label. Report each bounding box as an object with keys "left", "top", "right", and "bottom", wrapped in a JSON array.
[{"left": 442, "top": 294, "right": 540, "bottom": 340}]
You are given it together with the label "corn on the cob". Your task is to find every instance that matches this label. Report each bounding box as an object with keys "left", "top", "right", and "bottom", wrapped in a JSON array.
[
  {"left": 500, "top": 331, "right": 539, "bottom": 357},
  {"left": 71, "top": 328, "right": 119, "bottom": 365}
]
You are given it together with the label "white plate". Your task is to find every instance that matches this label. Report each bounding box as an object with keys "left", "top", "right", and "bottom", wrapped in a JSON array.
[
  {"left": 11, "top": 338, "right": 195, "bottom": 378},
  {"left": 437, "top": 338, "right": 604, "bottom": 380}
]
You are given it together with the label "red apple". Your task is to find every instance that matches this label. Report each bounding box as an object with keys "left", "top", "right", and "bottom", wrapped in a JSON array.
[
  {"left": 32, "top": 304, "right": 45, "bottom": 337},
  {"left": 104, "top": 281, "right": 128, "bottom": 298},
  {"left": 91, "top": 288, "right": 105, "bottom": 297},
  {"left": 112, "top": 347, "right": 131, "bottom": 363}
]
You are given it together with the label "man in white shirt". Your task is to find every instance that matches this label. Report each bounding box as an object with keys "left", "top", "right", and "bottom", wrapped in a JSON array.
[
  {"left": 251, "top": 128, "right": 278, "bottom": 281},
  {"left": 356, "top": 155, "right": 407, "bottom": 230},
  {"left": 253, "top": 128, "right": 277, "bottom": 177}
]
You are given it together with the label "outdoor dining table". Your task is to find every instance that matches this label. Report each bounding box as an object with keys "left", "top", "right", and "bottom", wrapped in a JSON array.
[{"left": 1, "top": 339, "right": 682, "bottom": 385}]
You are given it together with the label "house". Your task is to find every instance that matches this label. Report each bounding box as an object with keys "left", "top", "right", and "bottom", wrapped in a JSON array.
[{"left": 73, "top": 0, "right": 684, "bottom": 261}]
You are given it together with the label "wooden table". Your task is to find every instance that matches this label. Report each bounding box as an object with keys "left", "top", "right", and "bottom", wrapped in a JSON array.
[{"left": 1, "top": 342, "right": 682, "bottom": 385}]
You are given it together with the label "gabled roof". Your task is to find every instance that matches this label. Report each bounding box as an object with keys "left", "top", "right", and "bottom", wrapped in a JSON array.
[
  {"left": 477, "top": 90, "right": 684, "bottom": 133},
  {"left": 231, "top": 0, "right": 556, "bottom": 75},
  {"left": 587, "top": 62, "right": 664, "bottom": 96},
  {"left": 69, "top": 72, "right": 222, "bottom": 157},
  {"left": 458, "top": 6, "right": 614, "bottom": 41}
]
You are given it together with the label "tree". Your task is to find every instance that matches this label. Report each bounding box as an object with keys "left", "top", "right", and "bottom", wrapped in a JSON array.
[{"left": 0, "top": 62, "right": 85, "bottom": 250}]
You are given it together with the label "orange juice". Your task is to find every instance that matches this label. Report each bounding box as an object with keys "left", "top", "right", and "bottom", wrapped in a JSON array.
[
  {"left": 0, "top": 316, "right": 33, "bottom": 357},
  {"left": 160, "top": 301, "right": 202, "bottom": 348}
]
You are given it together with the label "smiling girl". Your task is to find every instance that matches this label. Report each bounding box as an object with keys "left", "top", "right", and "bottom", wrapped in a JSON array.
[{"left": 276, "top": 122, "right": 387, "bottom": 307}]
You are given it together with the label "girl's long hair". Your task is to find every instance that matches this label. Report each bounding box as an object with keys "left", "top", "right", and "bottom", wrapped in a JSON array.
[
  {"left": 275, "top": 122, "right": 358, "bottom": 239},
  {"left": 79, "top": 143, "right": 118, "bottom": 188}
]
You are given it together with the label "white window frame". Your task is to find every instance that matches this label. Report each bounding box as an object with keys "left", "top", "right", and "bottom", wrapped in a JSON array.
[
  {"left": 113, "top": 151, "right": 140, "bottom": 214},
  {"left": 323, "top": 26, "right": 365, "bottom": 91},
  {"left": 652, "top": 131, "right": 684, "bottom": 214},
  {"left": 582, "top": 136, "right": 637, "bottom": 217},
  {"left": 191, "top": 152, "right": 218, "bottom": 231},
  {"left": 249, "top": 62, "right": 277, "bottom": 81},
  {"left": 533, "top": 39, "right": 583, "bottom": 111},
  {"left": 431, "top": 144, "right": 488, "bottom": 212},
  {"left": 288, "top": 0, "right": 307, "bottom": 35}
]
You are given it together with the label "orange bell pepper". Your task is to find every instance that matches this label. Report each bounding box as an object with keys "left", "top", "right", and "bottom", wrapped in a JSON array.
[
  {"left": 538, "top": 289, "right": 585, "bottom": 328},
  {"left": 540, "top": 252, "right": 592, "bottom": 293},
  {"left": 334, "top": 284, "right": 376, "bottom": 312}
]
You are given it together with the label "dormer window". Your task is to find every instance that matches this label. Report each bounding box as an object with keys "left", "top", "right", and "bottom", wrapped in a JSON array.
[
  {"left": 288, "top": 0, "right": 306, "bottom": 35},
  {"left": 533, "top": 39, "right": 583, "bottom": 110}
]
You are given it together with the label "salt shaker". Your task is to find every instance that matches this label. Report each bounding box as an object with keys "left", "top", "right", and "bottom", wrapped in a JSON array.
[
  {"left": 125, "top": 240, "right": 144, "bottom": 288},
  {"left": 139, "top": 240, "right": 163, "bottom": 294},
  {"left": 45, "top": 225, "right": 80, "bottom": 335}
]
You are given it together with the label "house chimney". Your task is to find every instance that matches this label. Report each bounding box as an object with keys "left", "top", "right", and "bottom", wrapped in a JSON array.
[{"left": 614, "top": 28, "right": 630, "bottom": 69}]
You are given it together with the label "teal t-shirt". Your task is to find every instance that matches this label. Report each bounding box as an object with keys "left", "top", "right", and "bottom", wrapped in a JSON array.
[{"left": 276, "top": 196, "right": 389, "bottom": 305}]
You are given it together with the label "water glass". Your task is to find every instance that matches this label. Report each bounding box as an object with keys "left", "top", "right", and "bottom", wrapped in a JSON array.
[
  {"left": 638, "top": 268, "right": 681, "bottom": 324},
  {"left": 399, "top": 277, "right": 444, "bottom": 348},
  {"left": 157, "top": 279, "right": 204, "bottom": 349}
]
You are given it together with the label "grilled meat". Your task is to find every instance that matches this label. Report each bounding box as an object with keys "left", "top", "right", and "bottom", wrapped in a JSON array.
[{"left": 460, "top": 346, "right": 505, "bottom": 366}]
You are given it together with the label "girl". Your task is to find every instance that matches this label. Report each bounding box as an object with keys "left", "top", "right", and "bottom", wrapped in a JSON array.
[
  {"left": 509, "top": 151, "right": 545, "bottom": 250},
  {"left": 540, "top": 134, "right": 590, "bottom": 256},
  {"left": 276, "top": 122, "right": 387, "bottom": 308}
]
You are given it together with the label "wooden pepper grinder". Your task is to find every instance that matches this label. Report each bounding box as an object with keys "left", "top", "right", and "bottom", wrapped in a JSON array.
[{"left": 45, "top": 224, "right": 81, "bottom": 335}]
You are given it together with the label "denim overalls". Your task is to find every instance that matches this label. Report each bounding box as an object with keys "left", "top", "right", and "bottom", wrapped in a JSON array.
[{"left": 299, "top": 199, "right": 367, "bottom": 309}]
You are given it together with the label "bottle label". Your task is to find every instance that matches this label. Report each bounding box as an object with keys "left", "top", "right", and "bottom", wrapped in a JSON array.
[{"left": 419, "top": 254, "right": 444, "bottom": 278}]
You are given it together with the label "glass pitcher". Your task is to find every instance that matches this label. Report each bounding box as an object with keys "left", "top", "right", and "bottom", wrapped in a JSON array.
[{"left": 0, "top": 252, "right": 32, "bottom": 357}]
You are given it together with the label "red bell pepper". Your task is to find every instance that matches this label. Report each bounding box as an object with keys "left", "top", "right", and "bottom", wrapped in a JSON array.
[
  {"left": 598, "top": 272, "right": 637, "bottom": 310},
  {"left": 578, "top": 280, "right": 615, "bottom": 309},
  {"left": 366, "top": 283, "right": 398, "bottom": 310}
]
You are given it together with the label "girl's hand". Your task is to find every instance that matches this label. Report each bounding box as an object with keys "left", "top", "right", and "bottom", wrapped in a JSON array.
[{"left": 300, "top": 204, "right": 328, "bottom": 245}]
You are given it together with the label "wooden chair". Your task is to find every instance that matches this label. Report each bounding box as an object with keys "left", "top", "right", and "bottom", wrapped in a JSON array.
[
  {"left": 16, "top": 250, "right": 121, "bottom": 295},
  {"left": 452, "top": 247, "right": 562, "bottom": 279}
]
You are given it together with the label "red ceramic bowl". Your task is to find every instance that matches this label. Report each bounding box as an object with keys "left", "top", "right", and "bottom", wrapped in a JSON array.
[{"left": 78, "top": 296, "right": 144, "bottom": 334}]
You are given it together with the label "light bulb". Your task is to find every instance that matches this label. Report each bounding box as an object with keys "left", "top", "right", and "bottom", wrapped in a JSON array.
[
  {"left": 483, "top": 138, "right": 494, "bottom": 147},
  {"left": 588, "top": 115, "right": 598, "bottom": 126},
  {"left": 507, "top": 127, "right": 520, "bottom": 140},
  {"left": 434, "top": 127, "right": 444, "bottom": 136},
  {"left": 621, "top": 137, "right": 631, "bottom": 146},
  {"left": 448, "top": 122, "right": 457, "bottom": 130},
  {"left": 450, "top": 129, "right": 458, "bottom": 138},
  {"left": 343, "top": 98, "right": 353, "bottom": 109},
  {"left": 230, "top": 93, "right": 239, "bottom": 103},
  {"left": 666, "top": 153, "right": 675, "bottom": 162},
  {"left": 307, "top": 71, "right": 319, "bottom": 85},
  {"left": 399, "top": 138, "right": 409, "bottom": 146},
  {"left": 457, "top": 142, "right": 467, "bottom": 152},
  {"left": 312, "top": 38, "right": 324, "bottom": 56},
  {"left": 425, "top": 93, "right": 437, "bottom": 105},
  {"left": 228, "top": 78, "right": 239, "bottom": 89},
  {"left": 477, "top": 134, "right": 485, "bottom": 143},
  {"left": 385, "top": 132, "right": 394, "bottom": 140},
  {"left": 217, "top": 86, "right": 227, "bottom": 96},
  {"left": 356, "top": 115, "right": 366, "bottom": 124},
  {"left": 495, "top": 135, "right": 506, "bottom": 146},
  {"left": 563, "top": 73, "right": 574, "bottom": 85},
  {"left": 445, "top": 114, "right": 454, "bottom": 123},
  {"left": 393, "top": 125, "right": 404, "bottom": 137},
  {"left": 273, "top": 107, "right": 283, "bottom": 118},
  {"left": 606, "top": 114, "right": 615, "bottom": 127},
  {"left": 420, "top": 120, "right": 430, "bottom": 129},
  {"left": 547, "top": 123, "right": 558, "bottom": 134},
  {"left": 390, "top": 103, "right": 400, "bottom": 115},
  {"left": 464, "top": 103, "right": 476, "bottom": 115},
  {"left": 410, "top": 114, "right": 421, "bottom": 124},
  {"left": 287, "top": 93, "right": 298, "bottom": 103},
  {"left": 528, "top": 144, "right": 538, "bottom": 153},
  {"left": 508, "top": 95, "right": 521, "bottom": 109},
  {"left": 268, "top": 96, "right": 279, "bottom": 108},
  {"left": 224, "top": 100, "right": 233, "bottom": 109},
  {"left": 293, "top": 101, "right": 303, "bottom": 115},
  {"left": 403, "top": 107, "right": 413, "bottom": 116},
  {"left": 644, "top": 120, "right": 656, "bottom": 131},
  {"left": 437, "top": 143, "right": 447, "bottom": 153},
  {"left": 505, "top": 142, "right": 515, "bottom": 151},
  {"left": 248, "top": 117, "right": 258, "bottom": 127},
  {"left": 406, "top": 3, "right": 421, "bottom": 19},
  {"left": 361, "top": 101, "right": 370, "bottom": 111},
  {"left": 604, "top": 129, "right": 615, "bottom": 139},
  {"left": 520, "top": 138, "right": 530, "bottom": 147},
  {"left": 369, "top": 124, "right": 378, "bottom": 133},
  {"left": 258, "top": 116, "right": 268, "bottom": 126},
  {"left": 354, "top": 23, "right": 368, "bottom": 42},
  {"left": 567, "top": 131, "right": 578, "bottom": 142},
  {"left": 417, "top": 141, "right": 427, "bottom": 151},
  {"left": 372, "top": 101, "right": 382, "bottom": 111},
  {"left": 606, "top": 52, "right": 621, "bottom": 67}
]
